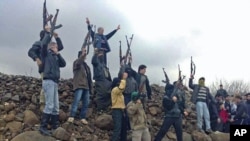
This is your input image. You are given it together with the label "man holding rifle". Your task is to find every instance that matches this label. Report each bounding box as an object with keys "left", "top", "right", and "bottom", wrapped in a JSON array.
[{"left": 86, "top": 17, "right": 120, "bottom": 65}]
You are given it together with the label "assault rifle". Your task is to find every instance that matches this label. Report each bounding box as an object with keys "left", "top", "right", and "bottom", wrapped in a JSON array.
[
  {"left": 119, "top": 41, "right": 123, "bottom": 64},
  {"left": 50, "top": 9, "right": 62, "bottom": 35},
  {"left": 191, "top": 56, "right": 196, "bottom": 76},
  {"left": 162, "top": 68, "right": 170, "bottom": 84},
  {"left": 82, "top": 24, "right": 95, "bottom": 55},
  {"left": 124, "top": 34, "right": 134, "bottom": 65},
  {"left": 178, "top": 64, "right": 186, "bottom": 83},
  {"left": 43, "top": 0, "right": 53, "bottom": 29}
]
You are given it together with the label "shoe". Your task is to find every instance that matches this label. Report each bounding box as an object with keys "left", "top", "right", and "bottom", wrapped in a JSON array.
[
  {"left": 39, "top": 113, "right": 52, "bottom": 136},
  {"left": 206, "top": 129, "right": 213, "bottom": 134},
  {"left": 81, "top": 119, "right": 88, "bottom": 125},
  {"left": 198, "top": 128, "right": 205, "bottom": 133},
  {"left": 67, "top": 117, "right": 74, "bottom": 123}
]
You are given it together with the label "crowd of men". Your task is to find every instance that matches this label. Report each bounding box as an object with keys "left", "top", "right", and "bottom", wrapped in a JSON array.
[{"left": 27, "top": 17, "right": 250, "bottom": 141}]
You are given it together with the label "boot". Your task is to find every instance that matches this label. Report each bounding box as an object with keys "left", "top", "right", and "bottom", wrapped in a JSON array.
[
  {"left": 39, "top": 113, "right": 52, "bottom": 136},
  {"left": 50, "top": 114, "right": 59, "bottom": 133}
]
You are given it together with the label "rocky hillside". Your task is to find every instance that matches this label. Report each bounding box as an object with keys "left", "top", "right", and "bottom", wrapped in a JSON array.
[{"left": 0, "top": 72, "right": 229, "bottom": 141}]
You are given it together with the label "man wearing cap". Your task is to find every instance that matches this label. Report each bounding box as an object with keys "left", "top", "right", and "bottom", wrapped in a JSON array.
[
  {"left": 189, "top": 75, "right": 213, "bottom": 133},
  {"left": 230, "top": 95, "right": 248, "bottom": 125},
  {"left": 67, "top": 47, "right": 92, "bottom": 125},
  {"left": 127, "top": 92, "right": 151, "bottom": 141},
  {"left": 28, "top": 30, "right": 64, "bottom": 111},
  {"left": 136, "top": 64, "right": 152, "bottom": 110},
  {"left": 245, "top": 93, "right": 250, "bottom": 125},
  {"left": 215, "top": 84, "right": 228, "bottom": 99},
  {"left": 92, "top": 48, "right": 112, "bottom": 113}
]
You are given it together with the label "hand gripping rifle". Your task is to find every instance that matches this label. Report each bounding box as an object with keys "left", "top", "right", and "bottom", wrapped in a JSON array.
[
  {"left": 124, "top": 34, "right": 134, "bottom": 65},
  {"left": 162, "top": 68, "right": 170, "bottom": 84},
  {"left": 191, "top": 56, "right": 196, "bottom": 76}
]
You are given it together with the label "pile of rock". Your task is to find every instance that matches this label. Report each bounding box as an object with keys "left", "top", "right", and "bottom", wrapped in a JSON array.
[{"left": 0, "top": 72, "right": 229, "bottom": 141}]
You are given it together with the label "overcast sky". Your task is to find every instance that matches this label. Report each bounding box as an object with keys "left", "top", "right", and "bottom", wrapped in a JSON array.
[{"left": 0, "top": 0, "right": 250, "bottom": 87}]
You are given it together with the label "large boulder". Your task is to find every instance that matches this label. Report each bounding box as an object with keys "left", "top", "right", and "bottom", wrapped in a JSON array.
[
  {"left": 95, "top": 114, "right": 113, "bottom": 130},
  {"left": 192, "top": 131, "right": 212, "bottom": 141},
  {"left": 23, "top": 110, "right": 40, "bottom": 126},
  {"left": 11, "top": 131, "right": 56, "bottom": 141},
  {"left": 209, "top": 131, "right": 230, "bottom": 141}
]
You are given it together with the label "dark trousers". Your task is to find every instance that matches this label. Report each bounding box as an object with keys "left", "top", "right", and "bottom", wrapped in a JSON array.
[
  {"left": 154, "top": 116, "right": 183, "bottom": 141},
  {"left": 124, "top": 94, "right": 131, "bottom": 131},
  {"left": 232, "top": 119, "right": 247, "bottom": 125},
  {"left": 111, "top": 109, "right": 127, "bottom": 141}
]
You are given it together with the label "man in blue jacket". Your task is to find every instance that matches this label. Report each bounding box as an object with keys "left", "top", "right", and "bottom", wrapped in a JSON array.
[
  {"left": 39, "top": 25, "right": 66, "bottom": 136},
  {"left": 86, "top": 17, "right": 120, "bottom": 65}
]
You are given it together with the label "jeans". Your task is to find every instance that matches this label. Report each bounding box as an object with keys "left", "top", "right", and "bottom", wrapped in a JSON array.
[
  {"left": 40, "top": 73, "right": 45, "bottom": 104},
  {"left": 196, "top": 102, "right": 211, "bottom": 130},
  {"left": 42, "top": 80, "right": 59, "bottom": 115},
  {"left": 70, "top": 88, "right": 89, "bottom": 119},
  {"left": 124, "top": 94, "right": 132, "bottom": 130},
  {"left": 111, "top": 109, "right": 127, "bottom": 141},
  {"left": 154, "top": 116, "right": 182, "bottom": 141}
]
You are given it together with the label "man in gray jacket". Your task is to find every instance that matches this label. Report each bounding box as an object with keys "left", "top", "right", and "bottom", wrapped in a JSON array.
[{"left": 189, "top": 75, "right": 213, "bottom": 133}]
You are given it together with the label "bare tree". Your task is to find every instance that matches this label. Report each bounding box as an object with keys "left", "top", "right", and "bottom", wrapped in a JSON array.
[{"left": 209, "top": 78, "right": 250, "bottom": 96}]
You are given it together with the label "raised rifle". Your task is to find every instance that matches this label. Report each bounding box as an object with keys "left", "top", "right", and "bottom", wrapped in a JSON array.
[
  {"left": 43, "top": 0, "right": 53, "bottom": 29},
  {"left": 119, "top": 40, "right": 122, "bottom": 64},
  {"left": 178, "top": 64, "right": 182, "bottom": 82},
  {"left": 50, "top": 9, "right": 62, "bottom": 34},
  {"left": 162, "top": 68, "right": 170, "bottom": 84},
  {"left": 191, "top": 56, "right": 196, "bottom": 76},
  {"left": 82, "top": 24, "right": 94, "bottom": 55},
  {"left": 124, "top": 34, "right": 134, "bottom": 65}
]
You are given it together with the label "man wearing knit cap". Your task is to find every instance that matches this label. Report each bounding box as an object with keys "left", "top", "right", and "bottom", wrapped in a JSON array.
[{"left": 189, "top": 75, "right": 213, "bottom": 133}]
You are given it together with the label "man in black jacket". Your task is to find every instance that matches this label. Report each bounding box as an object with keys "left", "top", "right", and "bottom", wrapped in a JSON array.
[
  {"left": 154, "top": 81, "right": 187, "bottom": 141},
  {"left": 92, "top": 48, "right": 112, "bottom": 113},
  {"left": 28, "top": 30, "right": 64, "bottom": 109},
  {"left": 39, "top": 26, "right": 66, "bottom": 136},
  {"left": 230, "top": 95, "right": 248, "bottom": 125}
]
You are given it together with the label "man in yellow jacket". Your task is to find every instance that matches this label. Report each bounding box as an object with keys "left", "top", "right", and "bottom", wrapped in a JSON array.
[
  {"left": 127, "top": 92, "right": 151, "bottom": 141},
  {"left": 111, "top": 72, "right": 128, "bottom": 141}
]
